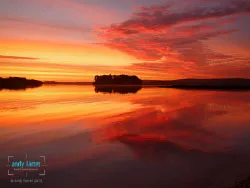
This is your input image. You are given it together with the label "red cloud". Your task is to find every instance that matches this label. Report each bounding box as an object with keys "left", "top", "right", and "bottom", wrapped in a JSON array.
[{"left": 97, "top": 0, "right": 250, "bottom": 78}]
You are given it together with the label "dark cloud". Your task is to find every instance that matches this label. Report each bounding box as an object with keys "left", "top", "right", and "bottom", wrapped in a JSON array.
[{"left": 101, "top": 0, "right": 250, "bottom": 35}]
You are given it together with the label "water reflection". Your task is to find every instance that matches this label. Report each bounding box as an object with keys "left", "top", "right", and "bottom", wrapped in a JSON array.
[
  {"left": 104, "top": 134, "right": 204, "bottom": 160},
  {"left": 94, "top": 85, "right": 142, "bottom": 94},
  {"left": 0, "top": 85, "right": 250, "bottom": 188},
  {"left": 0, "top": 85, "right": 41, "bottom": 91}
]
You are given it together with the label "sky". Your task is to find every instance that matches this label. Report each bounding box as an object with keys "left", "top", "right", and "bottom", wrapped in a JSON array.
[{"left": 0, "top": 0, "right": 250, "bottom": 81}]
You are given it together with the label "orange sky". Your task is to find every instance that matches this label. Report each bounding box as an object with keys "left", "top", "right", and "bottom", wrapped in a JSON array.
[
  {"left": 1, "top": 0, "right": 250, "bottom": 81},
  {"left": 0, "top": 39, "right": 140, "bottom": 81}
]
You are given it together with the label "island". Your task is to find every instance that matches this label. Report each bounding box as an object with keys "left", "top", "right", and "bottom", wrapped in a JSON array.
[
  {"left": 0, "top": 77, "right": 43, "bottom": 90},
  {"left": 94, "top": 74, "right": 142, "bottom": 85},
  {"left": 93, "top": 74, "right": 142, "bottom": 94}
]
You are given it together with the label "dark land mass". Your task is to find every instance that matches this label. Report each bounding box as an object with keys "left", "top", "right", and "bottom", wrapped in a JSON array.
[
  {"left": 93, "top": 76, "right": 250, "bottom": 90},
  {"left": 34, "top": 76, "right": 250, "bottom": 90},
  {"left": 94, "top": 74, "right": 142, "bottom": 85},
  {"left": 95, "top": 85, "right": 142, "bottom": 94},
  {"left": 0, "top": 77, "right": 43, "bottom": 90},
  {"left": 144, "top": 78, "right": 250, "bottom": 90}
]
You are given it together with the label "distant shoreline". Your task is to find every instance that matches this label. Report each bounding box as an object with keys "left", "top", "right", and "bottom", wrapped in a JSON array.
[
  {"left": 43, "top": 78, "right": 250, "bottom": 90},
  {"left": 0, "top": 77, "right": 43, "bottom": 90},
  {"left": 2, "top": 77, "right": 249, "bottom": 91},
  {"left": 157, "top": 85, "right": 250, "bottom": 91}
]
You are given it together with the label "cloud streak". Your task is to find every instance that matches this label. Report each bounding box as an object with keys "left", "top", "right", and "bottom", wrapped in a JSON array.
[{"left": 0, "top": 55, "right": 39, "bottom": 60}]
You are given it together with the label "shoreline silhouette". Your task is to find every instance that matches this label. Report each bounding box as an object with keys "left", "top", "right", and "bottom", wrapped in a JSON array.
[
  {"left": 0, "top": 77, "right": 43, "bottom": 90},
  {"left": 155, "top": 78, "right": 250, "bottom": 90},
  {"left": 3, "top": 76, "right": 250, "bottom": 91},
  {"left": 94, "top": 74, "right": 142, "bottom": 85}
]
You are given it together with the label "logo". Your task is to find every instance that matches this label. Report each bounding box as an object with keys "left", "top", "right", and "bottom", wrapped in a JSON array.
[{"left": 6, "top": 153, "right": 48, "bottom": 184}]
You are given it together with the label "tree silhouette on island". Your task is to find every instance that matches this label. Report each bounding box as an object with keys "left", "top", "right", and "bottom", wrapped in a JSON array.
[
  {"left": 93, "top": 74, "right": 142, "bottom": 94},
  {"left": 0, "top": 77, "right": 43, "bottom": 90},
  {"left": 94, "top": 74, "right": 142, "bottom": 85}
]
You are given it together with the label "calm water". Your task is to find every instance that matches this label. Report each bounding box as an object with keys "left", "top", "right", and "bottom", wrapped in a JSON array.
[{"left": 1, "top": 85, "right": 250, "bottom": 188}]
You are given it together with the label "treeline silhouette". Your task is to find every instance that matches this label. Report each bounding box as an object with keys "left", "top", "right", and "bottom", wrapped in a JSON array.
[
  {"left": 95, "top": 85, "right": 142, "bottom": 94},
  {"left": 156, "top": 78, "right": 250, "bottom": 90},
  {"left": 0, "top": 77, "right": 43, "bottom": 90},
  {"left": 94, "top": 74, "right": 142, "bottom": 85}
]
